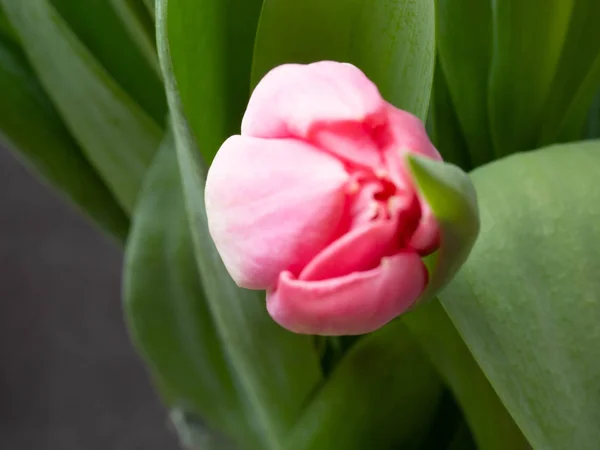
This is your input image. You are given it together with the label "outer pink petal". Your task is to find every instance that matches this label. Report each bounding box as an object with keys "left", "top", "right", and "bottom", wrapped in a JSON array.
[
  {"left": 205, "top": 135, "right": 350, "bottom": 290},
  {"left": 267, "top": 252, "right": 427, "bottom": 335},
  {"left": 385, "top": 105, "right": 441, "bottom": 161},
  {"left": 242, "top": 62, "right": 384, "bottom": 144}
]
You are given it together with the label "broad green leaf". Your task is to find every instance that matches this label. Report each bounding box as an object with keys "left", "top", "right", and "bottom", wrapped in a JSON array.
[
  {"left": 538, "top": 1, "right": 600, "bottom": 146},
  {"left": 436, "top": 0, "right": 494, "bottom": 167},
  {"left": 428, "top": 58, "right": 472, "bottom": 170},
  {"left": 157, "top": 2, "right": 323, "bottom": 448},
  {"left": 404, "top": 301, "right": 529, "bottom": 450},
  {"left": 252, "top": 0, "right": 435, "bottom": 121},
  {"left": 0, "top": 35, "right": 128, "bottom": 242},
  {"left": 109, "top": 0, "right": 159, "bottom": 76},
  {"left": 488, "top": 0, "right": 573, "bottom": 155},
  {"left": 50, "top": 0, "right": 165, "bottom": 122},
  {"left": 440, "top": 141, "right": 600, "bottom": 449},
  {"left": 166, "top": 0, "right": 263, "bottom": 163},
  {"left": 3, "top": 0, "right": 162, "bottom": 214},
  {"left": 285, "top": 320, "right": 443, "bottom": 450},
  {"left": 406, "top": 155, "right": 479, "bottom": 297},
  {"left": 123, "top": 132, "right": 257, "bottom": 447}
]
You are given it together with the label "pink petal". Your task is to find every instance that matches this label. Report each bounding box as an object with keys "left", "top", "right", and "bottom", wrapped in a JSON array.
[
  {"left": 385, "top": 105, "right": 441, "bottom": 161},
  {"left": 299, "top": 218, "right": 399, "bottom": 282},
  {"left": 348, "top": 179, "right": 383, "bottom": 225},
  {"left": 242, "top": 62, "right": 385, "bottom": 154},
  {"left": 205, "top": 135, "right": 350, "bottom": 290},
  {"left": 382, "top": 106, "right": 441, "bottom": 188},
  {"left": 408, "top": 204, "right": 440, "bottom": 255},
  {"left": 267, "top": 252, "right": 427, "bottom": 335},
  {"left": 377, "top": 105, "right": 441, "bottom": 254},
  {"left": 307, "top": 119, "right": 386, "bottom": 168}
]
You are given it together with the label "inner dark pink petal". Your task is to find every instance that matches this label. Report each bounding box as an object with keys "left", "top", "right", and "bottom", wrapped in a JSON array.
[
  {"left": 392, "top": 190, "right": 422, "bottom": 246},
  {"left": 348, "top": 179, "right": 382, "bottom": 226},
  {"left": 369, "top": 119, "right": 394, "bottom": 150}
]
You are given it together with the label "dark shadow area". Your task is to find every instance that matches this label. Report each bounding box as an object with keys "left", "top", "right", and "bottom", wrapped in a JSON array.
[{"left": 0, "top": 145, "right": 177, "bottom": 449}]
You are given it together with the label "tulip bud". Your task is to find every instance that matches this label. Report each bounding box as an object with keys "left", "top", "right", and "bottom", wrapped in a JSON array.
[{"left": 206, "top": 61, "right": 444, "bottom": 335}]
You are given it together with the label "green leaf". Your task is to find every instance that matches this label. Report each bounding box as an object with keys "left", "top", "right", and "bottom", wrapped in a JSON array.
[
  {"left": 435, "top": 0, "right": 494, "bottom": 167},
  {"left": 123, "top": 132, "right": 256, "bottom": 447},
  {"left": 0, "top": 35, "right": 128, "bottom": 242},
  {"left": 403, "top": 301, "right": 529, "bottom": 450},
  {"left": 0, "top": 4, "right": 17, "bottom": 41},
  {"left": 50, "top": 0, "right": 165, "bottom": 122},
  {"left": 428, "top": 58, "right": 472, "bottom": 170},
  {"left": 440, "top": 141, "right": 600, "bottom": 449},
  {"left": 488, "top": 0, "right": 573, "bottom": 155},
  {"left": 3, "top": 0, "right": 163, "bottom": 214},
  {"left": 405, "top": 155, "right": 479, "bottom": 297},
  {"left": 157, "top": 1, "right": 324, "bottom": 448},
  {"left": 166, "top": 0, "right": 263, "bottom": 164},
  {"left": 402, "top": 157, "right": 518, "bottom": 450},
  {"left": 538, "top": 1, "right": 600, "bottom": 146},
  {"left": 142, "top": 0, "right": 154, "bottom": 19},
  {"left": 252, "top": 0, "right": 435, "bottom": 121},
  {"left": 109, "top": 0, "right": 159, "bottom": 77},
  {"left": 445, "top": 422, "right": 477, "bottom": 450},
  {"left": 585, "top": 89, "right": 600, "bottom": 139},
  {"left": 170, "top": 409, "right": 239, "bottom": 450},
  {"left": 419, "top": 388, "right": 473, "bottom": 450},
  {"left": 285, "top": 320, "right": 443, "bottom": 450}
]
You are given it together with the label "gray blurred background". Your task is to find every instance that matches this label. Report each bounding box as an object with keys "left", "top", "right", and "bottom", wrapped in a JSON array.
[{"left": 0, "top": 144, "right": 178, "bottom": 449}]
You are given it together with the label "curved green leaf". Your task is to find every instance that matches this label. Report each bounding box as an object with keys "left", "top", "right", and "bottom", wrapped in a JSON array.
[
  {"left": 252, "top": 0, "right": 435, "bottom": 121},
  {"left": 538, "top": 1, "right": 600, "bottom": 146},
  {"left": 50, "top": 0, "right": 165, "bottom": 122},
  {"left": 488, "top": 0, "right": 573, "bottom": 155},
  {"left": 406, "top": 155, "right": 479, "bottom": 297},
  {"left": 440, "top": 141, "right": 600, "bottom": 449},
  {"left": 157, "top": 2, "right": 323, "bottom": 448},
  {"left": 2, "top": 0, "right": 162, "bottom": 213},
  {"left": 285, "top": 320, "right": 443, "bottom": 450},
  {"left": 436, "top": 0, "right": 494, "bottom": 166},
  {"left": 123, "top": 132, "right": 258, "bottom": 447},
  {"left": 166, "top": 0, "right": 263, "bottom": 164},
  {"left": 0, "top": 35, "right": 128, "bottom": 242}
]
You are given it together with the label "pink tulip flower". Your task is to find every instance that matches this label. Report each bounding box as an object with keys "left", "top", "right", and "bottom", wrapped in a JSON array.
[{"left": 205, "top": 61, "right": 442, "bottom": 335}]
